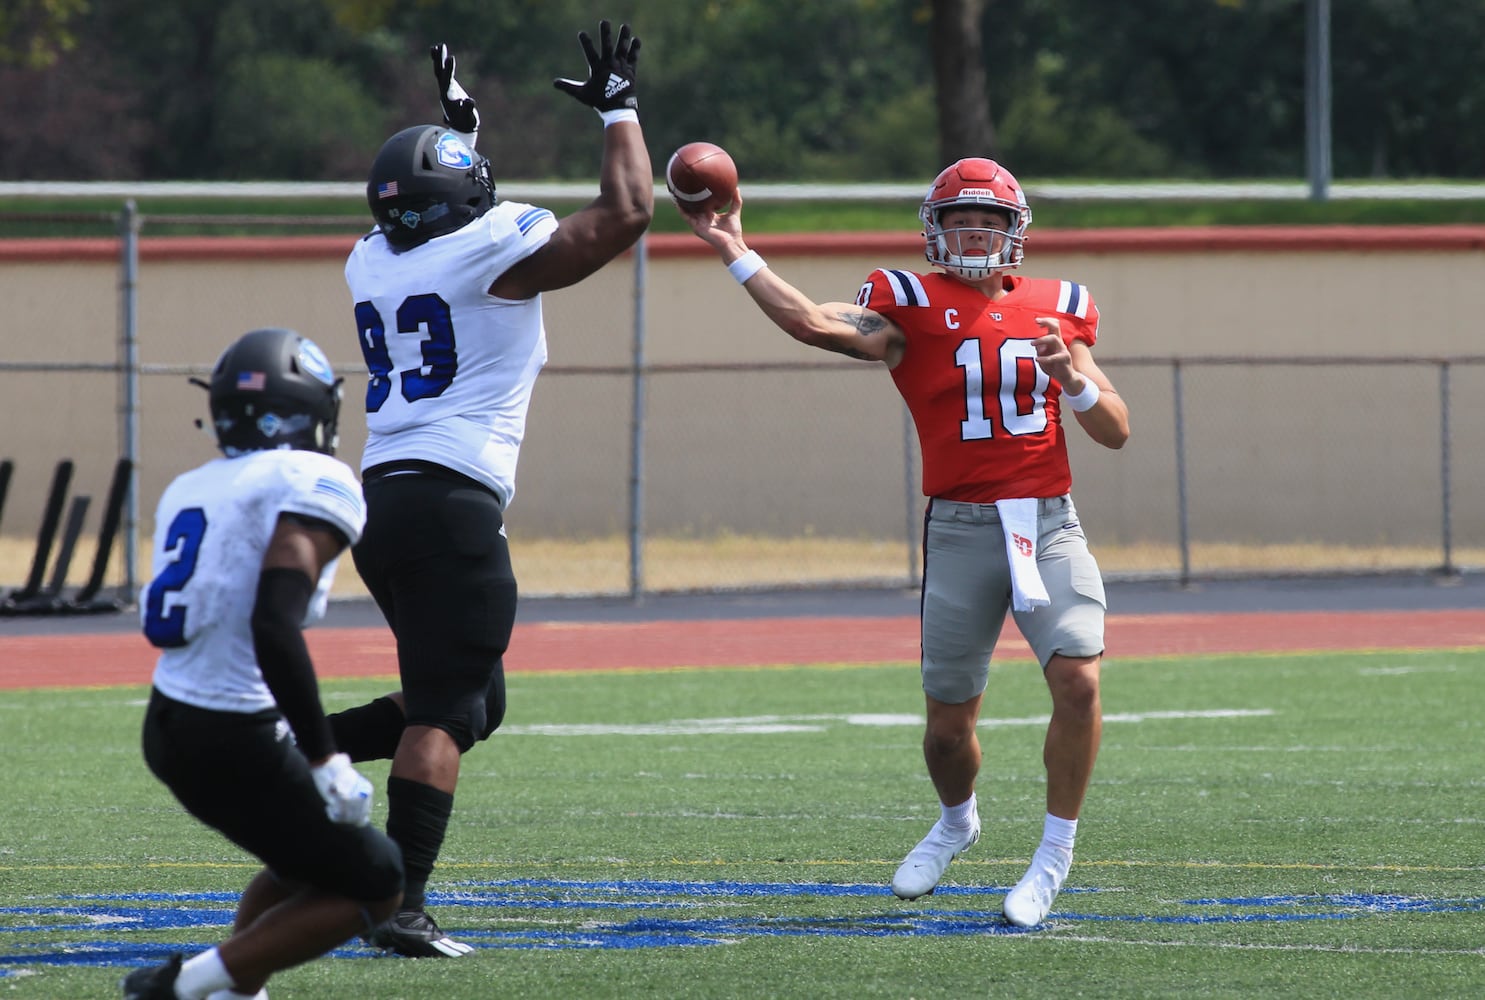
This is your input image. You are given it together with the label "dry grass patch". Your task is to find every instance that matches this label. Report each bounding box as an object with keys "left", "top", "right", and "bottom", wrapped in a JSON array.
[{"left": 0, "top": 534, "right": 1471, "bottom": 604}]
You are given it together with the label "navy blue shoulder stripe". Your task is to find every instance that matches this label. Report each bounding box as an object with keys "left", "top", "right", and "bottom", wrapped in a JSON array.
[
  {"left": 882, "top": 269, "right": 930, "bottom": 307},
  {"left": 1056, "top": 280, "right": 1091, "bottom": 319}
]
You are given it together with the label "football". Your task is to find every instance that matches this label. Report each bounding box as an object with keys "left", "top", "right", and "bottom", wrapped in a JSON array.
[{"left": 665, "top": 141, "right": 738, "bottom": 213}]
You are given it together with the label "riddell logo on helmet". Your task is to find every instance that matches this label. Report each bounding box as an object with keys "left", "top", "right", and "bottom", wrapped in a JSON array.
[{"left": 958, "top": 188, "right": 996, "bottom": 198}]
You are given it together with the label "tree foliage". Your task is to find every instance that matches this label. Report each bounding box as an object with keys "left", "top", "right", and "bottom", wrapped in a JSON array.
[
  {"left": 0, "top": 0, "right": 87, "bottom": 69},
  {"left": 1, "top": 0, "right": 1483, "bottom": 182}
]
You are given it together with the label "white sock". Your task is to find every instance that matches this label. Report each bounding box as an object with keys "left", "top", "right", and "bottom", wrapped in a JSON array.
[
  {"left": 1042, "top": 813, "right": 1077, "bottom": 853},
  {"left": 176, "top": 947, "right": 233, "bottom": 999},
  {"left": 941, "top": 793, "right": 977, "bottom": 829},
  {"left": 206, "top": 990, "right": 268, "bottom": 1000}
]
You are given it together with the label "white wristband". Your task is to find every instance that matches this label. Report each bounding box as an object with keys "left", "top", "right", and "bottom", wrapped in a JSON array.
[
  {"left": 1061, "top": 378, "right": 1101, "bottom": 412},
  {"left": 599, "top": 108, "right": 639, "bottom": 127},
  {"left": 727, "top": 250, "right": 767, "bottom": 284}
]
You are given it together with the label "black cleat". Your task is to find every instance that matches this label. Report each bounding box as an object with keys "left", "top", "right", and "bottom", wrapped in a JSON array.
[
  {"left": 120, "top": 953, "right": 183, "bottom": 999},
  {"left": 368, "top": 908, "right": 474, "bottom": 958}
]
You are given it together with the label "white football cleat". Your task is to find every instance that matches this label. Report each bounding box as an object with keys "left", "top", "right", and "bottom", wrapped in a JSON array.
[
  {"left": 890, "top": 814, "right": 981, "bottom": 900},
  {"left": 1002, "top": 844, "right": 1072, "bottom": 927}
]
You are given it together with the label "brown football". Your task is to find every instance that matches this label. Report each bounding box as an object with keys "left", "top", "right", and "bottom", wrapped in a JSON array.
[{"left": 665, "top": 141, "right": 738, "bottom": 213}]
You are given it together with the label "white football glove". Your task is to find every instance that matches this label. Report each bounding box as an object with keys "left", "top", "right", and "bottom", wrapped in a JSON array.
[{"left": 310, "top": 753, "right": 374, "bottom": 826}]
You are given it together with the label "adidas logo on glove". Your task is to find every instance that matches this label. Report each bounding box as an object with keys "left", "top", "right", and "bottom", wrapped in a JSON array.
[{"left": 604, "top": 73, "right": 629, "bottom": 99}]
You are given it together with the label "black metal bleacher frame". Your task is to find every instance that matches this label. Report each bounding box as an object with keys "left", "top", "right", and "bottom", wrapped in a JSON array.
[{"left": 0, "top": 457, "right": 133, "bottom": 616}]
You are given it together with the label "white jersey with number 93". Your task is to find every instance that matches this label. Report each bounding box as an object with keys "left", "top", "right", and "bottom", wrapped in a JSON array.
[{"left": 345, "top": 201, "right": 559, "bottom": 509}]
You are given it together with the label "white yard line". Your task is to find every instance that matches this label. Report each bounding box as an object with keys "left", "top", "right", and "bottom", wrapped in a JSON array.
[{"left": 500, "top": 709, "right": 1274, "bottom": 737}]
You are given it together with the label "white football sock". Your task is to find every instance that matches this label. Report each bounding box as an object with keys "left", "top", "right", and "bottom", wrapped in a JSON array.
[
  {"left": 1042, "top": 813, "right": 1077, "bottom": 853},
  {"left": 941, "top": 793, "right": 978, "bottom": 829},
  {"left": 176, "top": 947, "right": 233, "bottom": 999}
]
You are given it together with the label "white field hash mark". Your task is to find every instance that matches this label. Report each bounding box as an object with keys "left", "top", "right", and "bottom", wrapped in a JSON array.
[{"left": 500, "top": 709, "right": 1274, "bottom": 737}]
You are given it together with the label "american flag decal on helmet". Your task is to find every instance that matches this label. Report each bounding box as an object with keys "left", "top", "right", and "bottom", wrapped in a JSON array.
[
  {"left": 377, "top": 181, "right": 399, "bottom": 199},
  {"left": 236, "top": 371, "right": 266, "bottom": 391}
]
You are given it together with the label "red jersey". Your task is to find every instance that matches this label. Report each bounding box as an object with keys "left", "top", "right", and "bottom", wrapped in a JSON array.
[{"left": 856, "top": 269, "right": 1100, "bottom": 502}]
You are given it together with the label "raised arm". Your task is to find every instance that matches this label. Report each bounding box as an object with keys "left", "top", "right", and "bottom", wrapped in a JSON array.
[
  {"left": 492, "top": 20, "right": 654, "bottom": 299},
  {"left": 430, "top": 43, "right": 480, "bottom": 148},
  {"left": 678, "top": 190, "right": 905, "bottom": 366}
]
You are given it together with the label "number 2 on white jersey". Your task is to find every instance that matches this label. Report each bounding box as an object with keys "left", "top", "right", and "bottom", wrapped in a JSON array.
[{"left": 955, "top": 338, "right": 1049, "bottom": 440}]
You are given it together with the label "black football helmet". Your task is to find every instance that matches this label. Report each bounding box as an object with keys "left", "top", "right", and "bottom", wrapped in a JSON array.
[
  {"left": 204, "top": 328, "right": 342, "bottom": 456},
  {"left": 366, "top": 124, "right": 496, "bottom": 250}
]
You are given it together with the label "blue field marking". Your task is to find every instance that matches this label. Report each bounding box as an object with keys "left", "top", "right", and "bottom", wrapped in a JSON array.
[
  {"left": 0, "top": 904, "right": 236, "bottom": 930},
  {"left": 1185, "top": 893, "right": 1485, "bottom": 913},
  {"left": 3, "top": 883, "right": 1481, "bottom": 968}
]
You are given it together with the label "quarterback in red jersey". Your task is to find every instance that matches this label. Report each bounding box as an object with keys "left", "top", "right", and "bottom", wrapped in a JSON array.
[{"left": 676, "top": 157, "right": 1130, "bottom": 927}]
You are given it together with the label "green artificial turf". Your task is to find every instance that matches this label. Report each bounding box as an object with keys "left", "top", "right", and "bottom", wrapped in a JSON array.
[{"left": 3, "top": 648, "right": 1482, "bottom": 998}]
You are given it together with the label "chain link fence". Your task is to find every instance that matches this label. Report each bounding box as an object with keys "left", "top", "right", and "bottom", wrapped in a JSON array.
[
  {"left": 2, "top": 199, "right": 1482, "bottom": 607},
  {"left": 4, "top": 351, "right": 1479, "bottom": 605}
]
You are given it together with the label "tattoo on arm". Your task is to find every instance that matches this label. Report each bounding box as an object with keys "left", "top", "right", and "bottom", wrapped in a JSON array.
[
  {"left": 848, "top": 309, "right": 888, "bottom": 335},
  {"left": 820, "top": 307, "right": 883, "bottom": 360}
]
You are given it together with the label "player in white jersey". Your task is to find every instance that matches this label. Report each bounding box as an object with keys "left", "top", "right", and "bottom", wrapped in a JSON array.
[
  {"left": 346, "top": 191, "right": 555, "bottom": 508},
  {"left": 124, "top": 329, "right": 403, "bottom": 1000},
  {"left": 328, "top": 22, "right": 653, "bottom": 958}
]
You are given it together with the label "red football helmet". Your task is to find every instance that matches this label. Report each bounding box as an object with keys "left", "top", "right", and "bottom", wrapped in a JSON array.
[{"left": 920, "top": 158, "right": 1032, "bottom": 280}]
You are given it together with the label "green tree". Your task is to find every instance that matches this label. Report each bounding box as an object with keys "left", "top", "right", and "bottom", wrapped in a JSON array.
[
  {"left": 0, "top": 0, "right": 87, "bottom": 68},
  {"left": 6, "top": 0, "right": 1485, "bottom": 182},
  {"left": 213, "top": 55, "right": 385, "bottom": 179},
  {"left": 1330, "top": 2, "right": 1485, "bottom": 177},
  {"left": 929, "top": 0, "right": 995, "bottom": 164}
]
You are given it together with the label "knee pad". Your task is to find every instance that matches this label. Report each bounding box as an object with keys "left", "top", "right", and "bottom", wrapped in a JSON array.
[
  {"left": 479, "top": 666, "right": 507, "bottom": 741},
  {"left": 408, "top": 670, "right": 505, "bottom": 754}
]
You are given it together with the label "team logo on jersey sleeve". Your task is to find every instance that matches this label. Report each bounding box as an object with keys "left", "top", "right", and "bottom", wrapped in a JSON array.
[{"left": 435, "top": 133, "right": 475, "bottom": 169}]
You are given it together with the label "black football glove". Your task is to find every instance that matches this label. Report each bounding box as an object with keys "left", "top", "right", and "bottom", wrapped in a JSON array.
[
  {"left": 552, "top": 20, "right": 640, "bottom": 113},
  {"left": 430, "top": 43, "right": 480, "bottom": 136}
]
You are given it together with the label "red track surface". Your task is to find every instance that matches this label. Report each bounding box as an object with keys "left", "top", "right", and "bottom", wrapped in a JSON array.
[{"left": 3, "top": 609, "right": 1484, "bottom": 690}]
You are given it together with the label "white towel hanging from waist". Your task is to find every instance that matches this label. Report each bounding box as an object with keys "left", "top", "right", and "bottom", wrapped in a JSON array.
[{"left": 994, "top": 498, "right": 1050, "bottom": 612}]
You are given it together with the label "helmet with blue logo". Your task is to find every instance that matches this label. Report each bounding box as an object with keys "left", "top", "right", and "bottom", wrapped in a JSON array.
[
  {"left": 206, "top": 328, "right": 343, "bottom": 456},
  {"left": 366, "top": 124, "right": 497, "bottom": 251}
]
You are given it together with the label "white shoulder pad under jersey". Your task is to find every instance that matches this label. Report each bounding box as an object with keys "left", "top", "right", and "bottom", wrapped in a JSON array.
[
  {"left": 141, "top": 449, "right": 364, "bottom": 714},
  {"left": 345, "top": 202, "right": 559, "bottom": 507}
]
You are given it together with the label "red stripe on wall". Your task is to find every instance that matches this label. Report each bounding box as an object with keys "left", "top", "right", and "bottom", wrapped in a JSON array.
[{"left": 5, "top": 225, "right": 1485, "bottom": 263}]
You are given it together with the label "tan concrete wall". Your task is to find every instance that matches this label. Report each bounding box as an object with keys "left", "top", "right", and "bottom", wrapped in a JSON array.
[{"left": 2, "top": 228, "right": 1482, "bottom": 586}]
